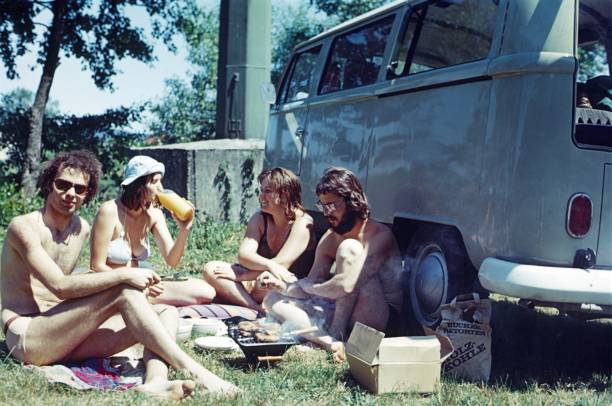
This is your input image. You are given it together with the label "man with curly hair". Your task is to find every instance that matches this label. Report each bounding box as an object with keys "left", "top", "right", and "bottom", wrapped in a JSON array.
[
  {"left": 262, "top": 167, "right": 403, "bottom": 362},
  {"left": 1, "top": 150, "right": 238, "bottom": 399}
]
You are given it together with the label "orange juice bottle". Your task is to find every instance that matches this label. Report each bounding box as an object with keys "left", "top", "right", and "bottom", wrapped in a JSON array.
[{"left": 157, "top": 190, "right": 194, "bottom": 221}]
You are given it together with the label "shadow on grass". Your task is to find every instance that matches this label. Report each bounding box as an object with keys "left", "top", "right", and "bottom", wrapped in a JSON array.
[
  {"left": 490, "top": 299, "right": 611, "bottom": 390},
  {"left": 222, "top": 354, "right": 283, "bottom": 372},
  {"left": 0, "top": 341, "right": 10, "bottom": 360}
]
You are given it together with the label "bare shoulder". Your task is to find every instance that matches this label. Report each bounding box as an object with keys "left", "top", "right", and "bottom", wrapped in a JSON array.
[
  {"left": 316, "top": 229, "right": 339, "bottom": 256},
  {"left": 247, "top": 211, "right": 266, "bottom": 230},
  {"left": 147, "top": 206, "right": 165, "bottom": 220},
  {"left": 293, "top": 211, "right": 314, "bottom": 228},
  {"left": 366, "top": 220, "right": 396, "bottom": 248},
  {"left": 98, "top": 200, "right": 118, "bottom": 215},
  {"left": 146, "top": 206, "right": 166, "bottom": 229},
  {"left": 248, "top": 211, "right": 265, "bottom": 224},
  {"left": 6, "top": 212, "right": 41, "bottom": 247}
]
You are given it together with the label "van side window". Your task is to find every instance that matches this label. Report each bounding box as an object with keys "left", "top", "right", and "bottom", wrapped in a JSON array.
[
  {"left": 389, "top": 0, "right": 498, "bottom": 78},
  {"left": 319, "top": 16, "right": 394, "bottom": 94},
  {"left": 281, "top": 46, "right": 321, "bottom": 103}
]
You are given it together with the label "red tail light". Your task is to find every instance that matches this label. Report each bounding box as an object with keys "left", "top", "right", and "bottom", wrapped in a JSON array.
[{"left": 567, "top": 194, "right": 592, "bottom": 238}]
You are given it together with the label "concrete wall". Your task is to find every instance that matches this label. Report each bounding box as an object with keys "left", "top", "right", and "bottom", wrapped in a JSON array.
[{"left": 131, "top": 139, "right": 264, "bottom": 223}]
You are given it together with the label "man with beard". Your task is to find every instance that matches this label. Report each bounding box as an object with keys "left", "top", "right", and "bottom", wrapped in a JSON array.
[{"left": 261, "top": 167, "right": 403, "bottom": 361}]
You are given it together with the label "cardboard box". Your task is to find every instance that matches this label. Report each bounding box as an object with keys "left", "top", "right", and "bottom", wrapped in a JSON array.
[{"left": 346, "top": 322, "right": 452, "bottom": 394}]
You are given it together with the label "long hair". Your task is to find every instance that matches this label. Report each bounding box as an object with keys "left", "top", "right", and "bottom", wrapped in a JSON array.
[
  {"left": 315, "top": 167, "right": 370, "bottom": 219},
  {"left": 37, "top": 150, "right": 102, "bottom": 205},
  {"left": 120, "top": 173, "right": 158, "bottom": 211},
  {"left": 258, "top": 167, "right": 304, "bottom": 221}
]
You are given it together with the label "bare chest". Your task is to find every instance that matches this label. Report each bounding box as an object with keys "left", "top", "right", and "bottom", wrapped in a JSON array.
[{"left": 39, "top": 229, "right": 86, "bottom": 274}]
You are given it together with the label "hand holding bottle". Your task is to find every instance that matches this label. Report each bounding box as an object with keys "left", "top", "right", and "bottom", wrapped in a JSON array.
[{"left": 157, "top": 189, "right": 194, "bottom": 222}]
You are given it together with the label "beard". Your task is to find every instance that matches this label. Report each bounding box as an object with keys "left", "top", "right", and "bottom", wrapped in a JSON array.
[{"left": 327, "top": 209, "right": 358, "bottom": 235}]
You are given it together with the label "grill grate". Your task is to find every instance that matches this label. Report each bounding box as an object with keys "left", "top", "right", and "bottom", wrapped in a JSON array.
[{"left": 224, "top": 316, "right": 301, "bottom": 362}]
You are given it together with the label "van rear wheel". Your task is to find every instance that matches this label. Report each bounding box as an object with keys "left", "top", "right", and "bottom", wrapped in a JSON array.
[{"left": 405, "top": 226, "right": 473, "bottom": 328}]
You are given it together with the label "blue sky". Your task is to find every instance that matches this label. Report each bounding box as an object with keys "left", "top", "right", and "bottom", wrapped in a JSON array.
[{"left": 0, "top": 4, "right": 192, "bottom": 117}]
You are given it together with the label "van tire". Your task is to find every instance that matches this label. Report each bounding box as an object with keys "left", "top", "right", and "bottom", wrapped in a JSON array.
[{"left": 404, "top": 225, "right": 474, "bottom": 328}]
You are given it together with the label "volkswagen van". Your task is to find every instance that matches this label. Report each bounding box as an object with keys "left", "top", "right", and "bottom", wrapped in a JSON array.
[{"left": 264, "top": 0, "right": 612, "bottom": 326}]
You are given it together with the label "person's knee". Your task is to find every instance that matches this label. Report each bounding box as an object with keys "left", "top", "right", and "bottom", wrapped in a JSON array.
[
  {"left": 202, "top": 261, "right": 222, "bottom": 282},
  {"left": 154, "top": 303, "right": 179, "bottom": 318},
  {"left": 115, "top": 284, "right": 147, "bottom": 306},
  {"left": 194, "top": 280, "right": 216, "bottom": 304},
  {"left": 262, "top": 291, "right": 282, "bottom": 312},
  {"left": 336, "top": 239, "right": 364, "bottom": 264}
]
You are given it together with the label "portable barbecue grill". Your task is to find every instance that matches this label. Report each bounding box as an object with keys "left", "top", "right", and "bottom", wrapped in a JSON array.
[{"left": 224, "top": 316, "right": 301, "bottom": 363}]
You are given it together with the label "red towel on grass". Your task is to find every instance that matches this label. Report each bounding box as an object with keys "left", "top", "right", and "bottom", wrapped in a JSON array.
[{"left": 25, "top": 357, "right": 144, "bottom": 390}]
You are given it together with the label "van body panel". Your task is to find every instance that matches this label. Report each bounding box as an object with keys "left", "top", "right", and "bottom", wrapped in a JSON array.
[
  {"left": 375, "top": 60, "right": 491, "bottom": 97},
  {"left": 366, "top": 79, "right": 491, "bottom": 266},
  {"left": 479, "top": 69, "right": 607, "bottom": 267},
  {"left": 598, "top": 165, "right": 612, "bottom": 265},
  {"left": 301, "top": 93, "right": 376, "bottom": 209},
  {"left": 501, "top": 0, "right": 575, "bottom": 56},
  {"left": 488, "top": 52, "right": 576, "bottom": 76},
  {"left": 265, "top": 101, "right": 308, "bottom": 174}
]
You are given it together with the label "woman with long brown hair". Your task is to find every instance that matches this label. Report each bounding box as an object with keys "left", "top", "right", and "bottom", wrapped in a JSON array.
[{"left": 202, "top": 167, "right": 316, "bottom": 313}]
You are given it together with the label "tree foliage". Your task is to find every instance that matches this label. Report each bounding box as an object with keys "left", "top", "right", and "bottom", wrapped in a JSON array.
[
  {"left": 578, "top": 43, "right": 609, "bottom": 82},
  {"left": 147, "top": 1, "right": 219, "bottom": 144},
  {"left": 0, "top": 0, "right": 184, "bottom": 194},
  {"left": 0, "top": 0, "right": 182, "bottom": 89},
  {"left": 0, "top": 88, "right": 144, "bottom": 194},
  {"left": 271, "top": 1, "right": 331, "bottom": 85},
  {"left": 311, "top": 0, "right": 389, "bottom": 23}
]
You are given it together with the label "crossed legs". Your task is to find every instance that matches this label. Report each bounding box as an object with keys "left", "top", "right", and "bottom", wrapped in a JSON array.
[
  {"left": 23, "top": 284, "right": 238, "bottom": 397},
  {"left": 202, "top": 261, "right": 266, "bottom": 312}
]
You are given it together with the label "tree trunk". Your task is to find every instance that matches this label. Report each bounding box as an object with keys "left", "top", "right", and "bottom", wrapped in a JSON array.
[{"left": 21, "top": 0, "right": 68, "bottom": 196}]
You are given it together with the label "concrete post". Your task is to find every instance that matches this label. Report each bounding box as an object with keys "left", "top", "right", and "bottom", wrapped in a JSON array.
[{"left": 216, "top": 0, "right": 271, "bottom": 140}]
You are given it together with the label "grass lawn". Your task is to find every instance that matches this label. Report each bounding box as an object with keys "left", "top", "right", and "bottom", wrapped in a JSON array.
[{"left": 0, "top": 214, "right": 610, "bottom": 405}]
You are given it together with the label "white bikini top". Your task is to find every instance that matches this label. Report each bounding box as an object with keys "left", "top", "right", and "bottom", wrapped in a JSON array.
[{"left": 106, "top": 208, "right": 151, "bottom": 265}]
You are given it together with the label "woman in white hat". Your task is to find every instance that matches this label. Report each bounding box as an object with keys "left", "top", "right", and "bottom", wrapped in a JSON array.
[{"left": 90, "top": 155, "right": 216, "bottom": 305}]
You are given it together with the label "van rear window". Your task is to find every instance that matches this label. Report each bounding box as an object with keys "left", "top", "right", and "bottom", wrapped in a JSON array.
[
  {"left": 575, "top": 0, "right": 612, "bottom": 148},
  {"left": 389, "top": 0, "right": 498, "bottom": 78},
  {"left": 319, "top": 16, "right": 394, "bottom": 94}
]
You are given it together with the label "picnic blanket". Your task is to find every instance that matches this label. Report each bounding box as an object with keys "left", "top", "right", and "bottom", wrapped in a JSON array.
[
  {"left": 178, "top": 303, "right": 258, "bottom": 320},
  {"left": 25, "top": 357, "right": 144, "bottom": 391}
]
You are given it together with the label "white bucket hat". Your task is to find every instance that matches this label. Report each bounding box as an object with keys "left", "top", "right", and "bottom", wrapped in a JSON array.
[{"left": 121, "top": 155, "right": 165, "bottom": 186}]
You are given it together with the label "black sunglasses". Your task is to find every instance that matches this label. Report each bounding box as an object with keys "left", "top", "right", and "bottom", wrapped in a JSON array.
[{"left": 53, "top": 178, "right": 88, "bottom": 195}]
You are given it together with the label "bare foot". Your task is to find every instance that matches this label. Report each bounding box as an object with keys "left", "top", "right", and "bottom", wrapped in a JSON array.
[
  {"left": 330, "top": 341, "right": 346, "bottom": 363},
  {"left": 135, "top": 379, "right": 195, "bottom": 400},
  {"left": 197, "top": 378, "right": 242, "bottom": 395},
  {"left": 211, "top": 381, "right": 241, "bottom": 395},
  {"left": 190, "top": 367, "right": 242, "bottom": 395}
]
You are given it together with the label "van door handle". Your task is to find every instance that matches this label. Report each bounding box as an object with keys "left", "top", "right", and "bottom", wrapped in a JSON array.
[{"left": 295, "top": 127, "right": 306, "bottom": 142}]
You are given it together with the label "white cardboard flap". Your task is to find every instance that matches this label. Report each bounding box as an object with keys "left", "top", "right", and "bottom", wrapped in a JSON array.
[
  {"left": 346, "top": 322, "right": 385, "bottom": 364},
  {"left": 378, "top": 336, "right": 441, "bottom": 363},
  {"left": 423, "top": 327, "right": 455, "bottom": 362}
]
